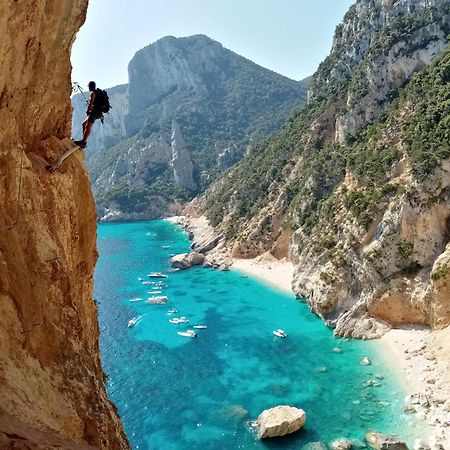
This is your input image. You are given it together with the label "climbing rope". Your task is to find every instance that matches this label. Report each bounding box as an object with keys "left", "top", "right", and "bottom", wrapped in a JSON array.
[
  {"left": 72, "top": 81, "right": 88, "bottom": 104},
  {"left": 7, "top": 147, "right": 25, "bottom": 230}
]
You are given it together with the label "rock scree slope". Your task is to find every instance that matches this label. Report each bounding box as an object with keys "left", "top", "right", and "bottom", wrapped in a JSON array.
[{"left": 0, "top": 1, "right": 129, "bottom": 448}]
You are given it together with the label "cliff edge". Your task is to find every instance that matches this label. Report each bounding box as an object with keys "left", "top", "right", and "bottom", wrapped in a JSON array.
[{"left": 0, "top": 1, "right": 129, "bottom": 448}]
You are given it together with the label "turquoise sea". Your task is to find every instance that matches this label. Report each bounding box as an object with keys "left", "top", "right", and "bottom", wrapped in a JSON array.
[{"left": 95, "top": 221, "right": 421, "bottom": 450}]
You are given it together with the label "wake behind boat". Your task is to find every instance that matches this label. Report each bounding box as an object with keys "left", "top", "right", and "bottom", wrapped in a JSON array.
[
  {"left": 192, "top": 325, "right": 207, "bottom": 329},
  {"left": 129, "top": 297, "right": 143, "bottom": 303}
]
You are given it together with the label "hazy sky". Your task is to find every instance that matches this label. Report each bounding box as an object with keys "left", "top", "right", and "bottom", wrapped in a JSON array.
[{"left": 71, "top": 0, "right": 355, "bottom": 89}]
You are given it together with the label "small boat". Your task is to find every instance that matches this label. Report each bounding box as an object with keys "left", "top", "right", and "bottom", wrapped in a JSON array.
[
  {"left": 162, "top": 245, "right": 171, "bottom": 249},
  {"left": 156, "top": 282, "right": 167, "bottom": 287},
  {"left": 169, "top": 317, "right": 188, "bottom": 324},
  {"left": 177, "top": 330, "right": 196, "bottom": 338},
  {"left": 273, "top": 329, "right": 288, "bottom": 338},
  {"left": 142, "top": 281, "right": 153, "bottom": 285},
  {"left": 167, "top": 309, "right": 178, "bottom": 315},
  {"left": 137, "top": 277, "right": 144, "bottom": 281},
  {"left": 129, "top": 297, "right": 143, "bottom": 303},
  {"left": 146, "top": 296, "right": 168, "bottom": 305},
  {"left": 128, "top": 316, "right": 139, "bottom": 328},
  {"left": 148, "top": 272, "right": 168, "bottom": 278},
  {"left": 147, "top": 290, "right": 162, "bottom": 294},
  {"left": 192, "top": 325, "right": 207, "bottom": 329}
]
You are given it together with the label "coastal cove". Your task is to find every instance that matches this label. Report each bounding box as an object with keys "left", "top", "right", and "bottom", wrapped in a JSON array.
[{"left": 95, "top": 220, "right": 424, "bottom": 449}]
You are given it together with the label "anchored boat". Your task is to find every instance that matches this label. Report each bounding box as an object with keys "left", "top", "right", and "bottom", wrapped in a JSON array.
[
  {"left": 177, "top": 330, "right": 196, "bottom": 338},
  {"left": 273, "top": 329, "right": 288, "bottom": 338}
]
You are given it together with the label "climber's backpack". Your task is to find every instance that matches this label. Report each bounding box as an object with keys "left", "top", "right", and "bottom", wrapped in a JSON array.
[{"left": 94, "top": 88, "right": 111, "bottom": 113}]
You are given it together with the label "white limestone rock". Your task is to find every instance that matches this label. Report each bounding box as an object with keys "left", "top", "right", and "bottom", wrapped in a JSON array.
[
  {"left": 170, "top": 252, "right": 205, "bottom": 269},
  {"left": 254, "top": 405, "right": 306, "bottom": 439}
]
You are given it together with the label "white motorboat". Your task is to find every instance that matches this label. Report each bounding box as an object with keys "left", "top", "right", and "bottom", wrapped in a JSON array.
[
  {"left": 129, "top": 297, "right": 143, "bottom": 303},
  {"left": 147, "top": 290, "right": 162, "bottom": 294},
  {"left": 145, "top": 296, "right": 168, "bottom": 305},
  {"left": 162, "top": 245, "right": 171, "bottom": 249},
  {"left": 128, "top": 316, "right": 140, "bottom": 328},
  {"left": 177, "top": 330, "right": 196, "bottom": 338},
  {"left": 273, "top": 329, "right": 288, "bottom": 338},
  {"left": 167, "top": 308, "right": 179, "bottom": 315},
  {"left": 142, "top": 281, "right": 153, "bottom": 285},
  {"left": 169, "top": 316, "right": 188, "bottom": 324},
  {"left": 192, "top": 325, "right": 207, "bottom": 329},
  {"left": 148, "top": 272, "right": 168, "bottom": 278}
]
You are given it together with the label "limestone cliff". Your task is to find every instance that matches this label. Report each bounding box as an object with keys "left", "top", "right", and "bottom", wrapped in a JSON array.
[
  {"left": 0, "top": 1, "right": 129, "bottom": 448},
  {"left": 73, "top": 34, "right": 310, "bottom": 220},
  {"left": 194, "top": 0, "right": 450, "bottom": 339}
]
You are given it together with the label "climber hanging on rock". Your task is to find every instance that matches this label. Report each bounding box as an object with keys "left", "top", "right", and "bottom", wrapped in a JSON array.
[{"left": 47, "top": 81, "right": 110, "bottom": 172}]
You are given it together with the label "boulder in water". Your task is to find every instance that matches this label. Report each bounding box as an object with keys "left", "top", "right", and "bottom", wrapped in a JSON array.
[
  {"left": 365, "top": 431, "right": 408, "bottom": 450},
  {"left": 170, "top": 252, "right": 205, "bottom": 269},
  {"left": 360, "top": 356, "right": 372, "bottom": 365},
  {"left": 330, "top": 438, "right": 353, "bottom": 450},
  {"left": 254, "top": 405, "right": 306, "bottom": 439}
]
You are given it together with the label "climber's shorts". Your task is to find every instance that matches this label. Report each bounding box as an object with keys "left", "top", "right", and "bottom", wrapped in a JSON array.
[{"left": 88, "top": 110, "right": 102, "bottom": 123}]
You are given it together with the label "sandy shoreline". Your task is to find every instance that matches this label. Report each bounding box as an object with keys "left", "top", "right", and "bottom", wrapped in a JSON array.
[
  {"left": 174, "top": 214, "right": 450, "bottom": 447},
  {"left": 232, "top": 255, "right": 294, "bottom": 295},
  {"left": 235, "top": 254, "right": 450, "bottom": 446}
]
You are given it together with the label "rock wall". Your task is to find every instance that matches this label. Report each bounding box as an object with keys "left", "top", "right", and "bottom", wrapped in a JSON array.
[{"left": 0, "top": 1, "right": 129, "bottom": 448}]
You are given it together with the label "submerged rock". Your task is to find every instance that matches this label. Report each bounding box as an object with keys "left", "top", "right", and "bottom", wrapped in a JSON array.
[
  {"left": 365, "top": 431, "right": 408, "bottom": 450},
  {"left": 169, "top": 252, "right": 205, "bottom": 269},
  {"left": 254, "top": 405, "right": 306, "bottom": 439},
  {"left": 301, "top": 442, "right": 327, "bottom": 450},
  {"left": 218, "top": 404, "right": 248, "bottom": 423},
  {"left": 360, "top": 357, "right": 372, "bottom": 366},
  {"left": 330, "top": 438, "right": 353, "bottom": 450}
]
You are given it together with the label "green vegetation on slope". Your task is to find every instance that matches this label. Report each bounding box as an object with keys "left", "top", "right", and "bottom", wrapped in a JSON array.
[{"left": 202, "top": 42, "right": 450, "bottom": 236}]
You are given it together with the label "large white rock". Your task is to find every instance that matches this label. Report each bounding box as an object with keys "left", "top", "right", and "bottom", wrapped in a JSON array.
[
  {"left": 255, "top": 405, "right": 306, "bottom": 439},
  {"left": 170, "top": 252, "right": 205, "bottom": 269}
]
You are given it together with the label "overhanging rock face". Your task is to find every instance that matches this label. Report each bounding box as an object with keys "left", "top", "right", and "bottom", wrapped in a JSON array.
[{"left": 0, "top": 1, "right": 129, "bottom": 448}]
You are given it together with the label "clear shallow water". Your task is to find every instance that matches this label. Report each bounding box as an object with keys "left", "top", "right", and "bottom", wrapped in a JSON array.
[{"left": 96, "top": 220, "right": 420, "bottom": 450}]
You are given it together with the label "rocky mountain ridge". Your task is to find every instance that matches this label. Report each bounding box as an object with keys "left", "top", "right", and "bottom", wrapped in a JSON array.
[
  {"left": 72, "top": 35, "right": 310, "bottom": 221},
  {"left": 193, "top": 0, "right": 450, "bottom": 339}
]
